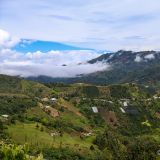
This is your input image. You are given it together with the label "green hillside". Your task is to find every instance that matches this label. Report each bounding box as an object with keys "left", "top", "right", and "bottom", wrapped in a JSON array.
[
  {"left": 0, "top": 74, "right": 51, "bottom": 97},
  {"left": 1, "top": 75, "right": 160, "bottom": 159}
]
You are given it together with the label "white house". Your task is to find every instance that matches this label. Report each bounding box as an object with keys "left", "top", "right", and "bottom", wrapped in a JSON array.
[
  {"left": 1, "top": 115, "right": 9, "bottom": 121},
  {"left": 92, "top": 107, "right": 98, "bottom": 113},
  {"left": 120, "top": 107, "right": 126, "bottom": 113},
  {"left": 1, "top": 115, "right": 9, "bottom": 118},
  {"left": 123, "top": 101, "right": 128, "bottom": 107},
  {"left": 50, "top": 98, "right": 57, "bottom": 102}
]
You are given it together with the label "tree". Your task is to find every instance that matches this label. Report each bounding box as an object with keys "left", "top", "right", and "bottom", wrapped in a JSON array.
[{"left": 40, "top": 126, "right": 44, "bottom": 132}]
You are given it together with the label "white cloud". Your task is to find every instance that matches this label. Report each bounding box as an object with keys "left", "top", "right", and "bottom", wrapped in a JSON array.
[
  {"left": 24, "top": 50, "right": 101, "bottom": 65},
  {"left": 0, "top": 47, "right": 108, "bottom": 77},
  {"left": 144, "top": 54, "right": 155, "bottom": 60},
  {"left": 134, "top": 55, "right": 142, "bottom": 62},
  {"left": 0, "top": 29, "right": 19, "bottom": 49},
  {"left": 0, "top": 60, "right": 107, "bottom": 77}
]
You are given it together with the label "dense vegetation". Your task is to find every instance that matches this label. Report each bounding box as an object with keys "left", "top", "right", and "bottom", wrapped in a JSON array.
[
  {"left": 0, "top": 95, "right": 36, "bottom": 115},
  {"left": 1, "top": 75, "right": 160, "bottom": 159}
]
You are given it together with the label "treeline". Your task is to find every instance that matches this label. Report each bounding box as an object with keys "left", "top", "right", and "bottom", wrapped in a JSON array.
[
  {"left": 0, "top": 96, "right": 36, "bottom": 115},
  {"left": 94, "top": 129, "right": 160, "bottom": 160}
]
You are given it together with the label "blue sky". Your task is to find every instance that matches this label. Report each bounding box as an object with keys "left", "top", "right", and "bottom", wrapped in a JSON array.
[
  {"left": 1, "top": 0, "right": 160, "bottom": 51},
  {"left": 13, "top": 40, "right": 92, "bottom": 53}
]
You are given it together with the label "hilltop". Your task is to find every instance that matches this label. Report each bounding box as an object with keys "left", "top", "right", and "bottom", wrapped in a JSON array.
[{"left": 0, "top": 74, "right": 51, "bottom": 97}]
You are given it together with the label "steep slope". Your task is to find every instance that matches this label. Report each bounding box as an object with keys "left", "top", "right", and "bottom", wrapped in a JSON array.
[{"left": 85, "top": 50, "right": 160, "bottom": 85}]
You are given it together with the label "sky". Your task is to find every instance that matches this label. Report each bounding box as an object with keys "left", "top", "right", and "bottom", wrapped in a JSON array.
[
  {"left": 1, "top": 0, "right": 160, "bottom": 50},
  {"left": 0, "top": 0, "right": 160, "bottom": 77}
]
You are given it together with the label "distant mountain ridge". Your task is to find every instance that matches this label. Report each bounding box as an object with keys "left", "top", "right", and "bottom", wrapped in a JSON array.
[
  {"left": 27, "top": 50, "right": 160, "bottom": 88},
  {"left": 88, "top": 50, "right": 159, "bottom": 64}
]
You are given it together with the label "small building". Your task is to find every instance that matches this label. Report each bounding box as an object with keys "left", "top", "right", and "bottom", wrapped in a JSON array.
[
  {"left": 123, "top": 101, "right": 128, "bottom": 107},
  {"left": 50, "top": 98, "right": 57, "bottom": 102},
  {"left": 1, "top": 114, "right": 9, "bottom": 121},
  {"left": 120, "top": 107, "right": 125, "bottom": 113},
  {"left": 92, "top": 107, "right": 98, "bottom": 113},
  {"left": 1, "top": 115, "right": 9, "bottom": 118}
]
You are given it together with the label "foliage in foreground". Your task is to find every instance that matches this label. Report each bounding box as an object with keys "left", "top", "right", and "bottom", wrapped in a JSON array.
[
  {"left": 94, "top": 129, "right": 160, "bottom": 160},
  {"left": 0, "top": 142, "right": 43, "bottom": 160}
]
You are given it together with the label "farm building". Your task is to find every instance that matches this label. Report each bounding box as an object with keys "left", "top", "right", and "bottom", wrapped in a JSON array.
[
  {"left": 1, "top": 115, "right": 9, "bottom": 118},
  {"left": 50, "top": 98, "right": 57, "bottom": 102},
  {"left": 120, "top": 107, "right": 125, "bottom": 113},
  {"left": 123, "top": 101, "right": 128, "bottom": 107},
  {"left": 92, "top": 107, "right": 98, "bottom": 113},
  {"left": 0, "top": 114, "right": 9, "bottom": 121}
]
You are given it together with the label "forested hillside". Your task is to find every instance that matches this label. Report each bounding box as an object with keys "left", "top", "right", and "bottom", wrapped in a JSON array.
[{"left": 1, "top": 75, "right": 160, "bottom": 159}]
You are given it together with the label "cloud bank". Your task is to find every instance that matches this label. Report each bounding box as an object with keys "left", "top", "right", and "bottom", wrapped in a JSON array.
[{"left": 0, "top": 29, "right": 107, "bottom": 77}]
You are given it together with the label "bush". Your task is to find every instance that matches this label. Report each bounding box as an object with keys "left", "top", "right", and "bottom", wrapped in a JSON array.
[{"left": 0, "top": 142, "right": 43, "bottom": 160}]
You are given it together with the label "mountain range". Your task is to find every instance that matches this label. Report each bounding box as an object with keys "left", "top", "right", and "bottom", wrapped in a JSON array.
[{"left": 28, "top": 50, "right": 160, "bottom": 89}]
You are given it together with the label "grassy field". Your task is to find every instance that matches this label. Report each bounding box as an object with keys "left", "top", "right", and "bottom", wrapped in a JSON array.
[
  {"left": 26, "top": 106, "right": 52, "bottom": 120},
  {"left": 26, "top": 100, "right": 91, "bottom": 131},
  {"left": 6, "top": 122, "right": 95, "bottom": 150}
]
